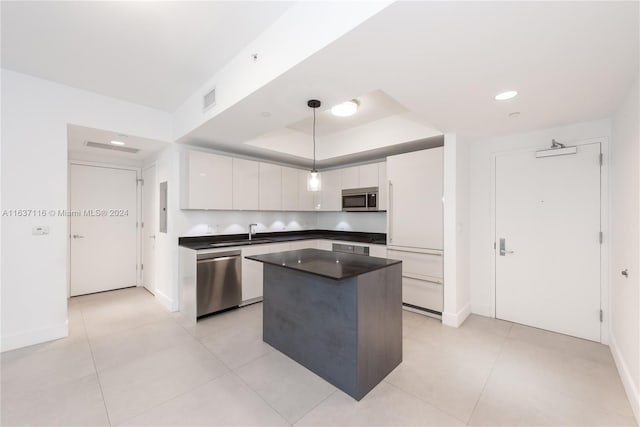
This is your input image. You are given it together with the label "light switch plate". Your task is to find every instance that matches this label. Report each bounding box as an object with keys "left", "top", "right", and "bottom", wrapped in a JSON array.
[{"left": 32, "top": 225, "right": 49, "bottom": 235}]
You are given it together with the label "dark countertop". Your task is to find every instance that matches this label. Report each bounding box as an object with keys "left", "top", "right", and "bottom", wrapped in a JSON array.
[
  {"left": 246, "top": 248, "right": 400, "bottom": 280},
  {"left": 178, "top": 229, "right": 387, "bottom": 250}
]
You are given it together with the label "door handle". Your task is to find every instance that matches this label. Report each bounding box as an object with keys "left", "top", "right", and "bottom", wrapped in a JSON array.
[
  {"left": 149, "top": 235, "right": 156, "bottom": 239},
  {"left": 72, "top": 234, "right": 85, "bottom": 239},
  {"left": 499, "top": 238, "right": 514, "bottom": 256}
]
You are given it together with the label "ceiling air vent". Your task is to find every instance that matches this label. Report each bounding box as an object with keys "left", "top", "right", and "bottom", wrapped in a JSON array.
[
  {"left": 85, "top": 141, "right": 139, "bottom": 154},
  {"left": 203, "top": 87, "right": 216, "bottom": 111}
]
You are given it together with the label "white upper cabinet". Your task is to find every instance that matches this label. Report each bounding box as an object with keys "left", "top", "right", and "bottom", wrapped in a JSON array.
[
  {"left": 181, "top": 150, "right": 233, "bottom": 210},
  {"left": 359, "top": 163, "right": 379, "bottom": 188},
  {"left": 298, "top": 170, "right": 316, "bottom": 211},
  {"left": 378, "top": 161, "right": 387, "bottom": 210},
  {"left": 281, "top": 166, "right": 299, "bottom": 211},
  {"left": 341, "top": 163, "right": 380, "bottom": 190},
  {"left": 259, "top": 163, "right": 282, "bottom": 211},
  {"left": 341, "top": 166, "right": 359, "bottom": 189},
  {"left": 318, "top": 169, "right": 341, "bottom": 211},
  {"left": 387, "top": 147, "right": 443, "bottom": 250},
  {"left": 232, "top": 158, "right": 259, "bottom": 210}
]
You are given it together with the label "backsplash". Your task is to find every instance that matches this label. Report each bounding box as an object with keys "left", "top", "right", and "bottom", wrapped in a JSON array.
[
  {"left": 179, "top": 210, "right": 318, "bottom": 236},
  {"left": 316, "top": 211, "right": 387, "bottom": 234},
  {"left": 179, "top": 210, "right": 387, "bottom": 236}
]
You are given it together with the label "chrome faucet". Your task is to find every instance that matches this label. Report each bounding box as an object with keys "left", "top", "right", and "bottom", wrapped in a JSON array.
[{"left": 248, "top": 223, "right": 257, "bottom": 241}]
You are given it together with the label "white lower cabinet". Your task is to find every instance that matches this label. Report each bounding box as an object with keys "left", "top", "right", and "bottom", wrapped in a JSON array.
[
  {"left": 387, "top": 248, "right": 443, "bottom": 313},
  {"left": 241, "top": 243, "right": 280, "bottom": 304},
  {"left": 369, "top": 244, "right": 387, "bottom": 258},
  {"left": 316, "top": 240, "right": 333, "bottom": 251},
  {"left": 289, "top": 240, "right": 318, "bottom": 250}
]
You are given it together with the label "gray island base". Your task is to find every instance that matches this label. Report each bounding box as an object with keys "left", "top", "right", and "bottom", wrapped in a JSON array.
[{"left": 246, "top": 248, "right": 402, "bottom": 400}]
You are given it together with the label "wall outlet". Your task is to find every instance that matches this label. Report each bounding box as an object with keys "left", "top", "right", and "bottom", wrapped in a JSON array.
[{"left": 32, "top": 225, "right": 49, "bottom": 235}]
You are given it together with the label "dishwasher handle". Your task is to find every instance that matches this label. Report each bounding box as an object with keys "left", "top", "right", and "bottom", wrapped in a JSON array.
[
  {"left": 198, "top": 255, "right": 238, "bottom": 263},
  {"left": 197, "top": 250, "right": 241, "bottom": 261}
]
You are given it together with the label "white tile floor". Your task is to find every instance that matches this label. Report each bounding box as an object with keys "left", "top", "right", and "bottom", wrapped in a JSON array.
[{"left": 1, "top": 287, "right": 635, "bottom": 426}]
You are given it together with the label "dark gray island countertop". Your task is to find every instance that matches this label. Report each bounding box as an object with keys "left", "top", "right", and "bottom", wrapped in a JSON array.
[{"left": 245, "top": 248, "right": 400, "bottom": 280}]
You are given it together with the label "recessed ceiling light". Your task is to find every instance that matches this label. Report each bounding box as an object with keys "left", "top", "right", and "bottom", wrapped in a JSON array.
[
  {"left": 110, "top": 140, "right": 125, "bottom": 146},
  {"left": 331, "top": 100, "right": 359, "bottom": 117},
  {"left": 495, "top": 90, "right": 518, "bottom": 101}
]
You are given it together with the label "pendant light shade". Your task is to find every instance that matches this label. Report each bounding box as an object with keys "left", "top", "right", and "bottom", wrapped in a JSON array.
[
  {"left": 307, "top": 170, "right": 321, "bottom": 191},
  {"left": 307, "top": 99, "right": 321, "bottom": 192}
]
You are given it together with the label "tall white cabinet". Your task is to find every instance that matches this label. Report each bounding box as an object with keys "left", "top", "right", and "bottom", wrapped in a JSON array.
[
  {"left": 387, "top": 147, "right": 444, "bottom": 313},
  {"left": 387, "top": 148, "right": 443, "bottom": 250}
]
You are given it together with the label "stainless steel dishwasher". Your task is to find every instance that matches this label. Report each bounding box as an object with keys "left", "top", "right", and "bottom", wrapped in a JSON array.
[{"left": 196, "top": 250, "right": 242, "bottom": 317}]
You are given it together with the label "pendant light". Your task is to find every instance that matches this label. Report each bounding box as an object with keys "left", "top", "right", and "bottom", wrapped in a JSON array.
[{"left": 307, "top": 99, "right": 322, "bottom": 192}]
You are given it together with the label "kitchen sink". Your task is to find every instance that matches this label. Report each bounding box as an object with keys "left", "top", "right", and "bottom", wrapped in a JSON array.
[{"left": 208, "top": 238, "right": 274, "bottom": 248}]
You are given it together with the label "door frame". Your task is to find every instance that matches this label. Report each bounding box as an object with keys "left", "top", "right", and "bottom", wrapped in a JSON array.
[
  {"left": 489, "top": 137, "right": 610, "bottom": 344},
  {"left": 66, "top": 160, "right": 143, "bottom": 297},
  {"left": 141, "top": 162, "right": 157, "bottom": 294}
]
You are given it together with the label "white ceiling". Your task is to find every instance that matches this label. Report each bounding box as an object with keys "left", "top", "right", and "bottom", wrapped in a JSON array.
[
  {"left": 1, "top": 1, "right": 292, "bottom": 111},
  {"left": 3, "top": 2, "right": 638, "bottom": 167},
  {"left": 180, "top": 1, "right": 639, "bottom": 165},
  {"left": 287, "top": 90, "right": 408, "bottom": 136},
  {"left": 68, "top": 124, "right": 169, "bottom": 165}
]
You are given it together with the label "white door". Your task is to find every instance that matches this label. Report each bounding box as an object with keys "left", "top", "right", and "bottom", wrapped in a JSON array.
[
  {"left": 142, "top": 165, "right": 156, "bottom": 294},
  {"left": 70, "top": 164, "right": 138, "bottom": 296},
  {"left": 495, "top": 142, "right": 602, "bottom": 341}
]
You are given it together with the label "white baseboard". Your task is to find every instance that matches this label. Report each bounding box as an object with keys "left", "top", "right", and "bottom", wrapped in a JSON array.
[
  {"left": 609, "top": 334, "right": 640, "bottom": 423},
  {"left": 154, "top": 289, "right": 176, "bottom": 312},
  {"left": 442, "top": 303, "right": 471, "bottom": 328},
  {"left": 1, "top": 322, "right": 68, "bottom": 352}
]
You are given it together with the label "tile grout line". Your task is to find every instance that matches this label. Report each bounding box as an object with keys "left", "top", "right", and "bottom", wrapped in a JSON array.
[
  {"left": 187, "top": 310, "right": 294, "bottom": 426},
  {"left": 464, "top": 322, "right": 514, "bottom": 426},
  {"left": 79, "top": 303, "right": 113, "bottom": 427},
  {"left": 115, "top": 376, "right": 225, "bottom": 426},
  {"left": 220, "top": 361, "right": 293, "bottom": 425},
  {"left": 382, "top": 380, "right": 468, "bottom": 425},
  {"left": 290, "top": 389, "right": 339, "bottom": 426}
]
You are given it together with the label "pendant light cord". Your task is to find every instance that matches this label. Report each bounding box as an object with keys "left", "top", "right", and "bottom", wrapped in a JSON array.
[{"left": 312, "top": 107, "right": 317, "bottom": 172}]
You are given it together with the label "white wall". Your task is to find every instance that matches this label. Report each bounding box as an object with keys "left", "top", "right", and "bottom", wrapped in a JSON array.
[
  {"left": 455, "top": 136, "right": 471, "bottom": 322},
  {"left": 442, "top": 133, "right": 471, "bottom": 327},
  {"left": 1, "top": 70, "right": 172, "bottom": 351},
  {"left": 610, "top": 76, "right": 640, "bottom": 420},
  {"left": 468, "top": 119, "right": 612, "bottom": 318}
]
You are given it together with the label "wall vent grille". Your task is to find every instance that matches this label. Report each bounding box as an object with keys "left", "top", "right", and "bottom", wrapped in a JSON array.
[
  {"left": 85, "top": 141, "right": 139, "bottom": 154},
  {"left": 203, "top": 87, "right": 216, "bottom": 110}
]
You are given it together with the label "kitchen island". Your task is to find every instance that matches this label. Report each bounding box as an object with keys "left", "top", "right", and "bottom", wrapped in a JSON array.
[{"left": 246, "top": 248, "right": 402, "bottom": 400}]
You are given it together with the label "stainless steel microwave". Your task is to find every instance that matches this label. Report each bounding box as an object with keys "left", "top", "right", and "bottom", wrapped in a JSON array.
[{"left": 342, "top": 187, "right": 379, "bottom": 211}]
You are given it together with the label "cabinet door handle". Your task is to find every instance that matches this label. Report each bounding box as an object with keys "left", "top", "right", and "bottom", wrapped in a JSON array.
[{"left": 388, "top": 180, "right": 393, "bottom": 243}]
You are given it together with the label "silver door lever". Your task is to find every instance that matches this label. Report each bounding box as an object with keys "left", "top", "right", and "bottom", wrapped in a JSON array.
[
  {"left": 72, "top": 234, "right": 85, "bottom": 239},
  {"left": 499, "top": 238, "right": 514, "bottom": 256}
]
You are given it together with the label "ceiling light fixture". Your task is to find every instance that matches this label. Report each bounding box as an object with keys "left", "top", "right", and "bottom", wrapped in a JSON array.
[
  {"left": 110, "top": 140, "right": 126, "bottom": 146},
  {"left": 307, "top": 99, "right": 322, "bottom": 192},
  {"left": 495, "top": 90, "right": 518, "bottom": 101},
  {"left": 331, "top": 100, "right": 359, "bottom": 117}
]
